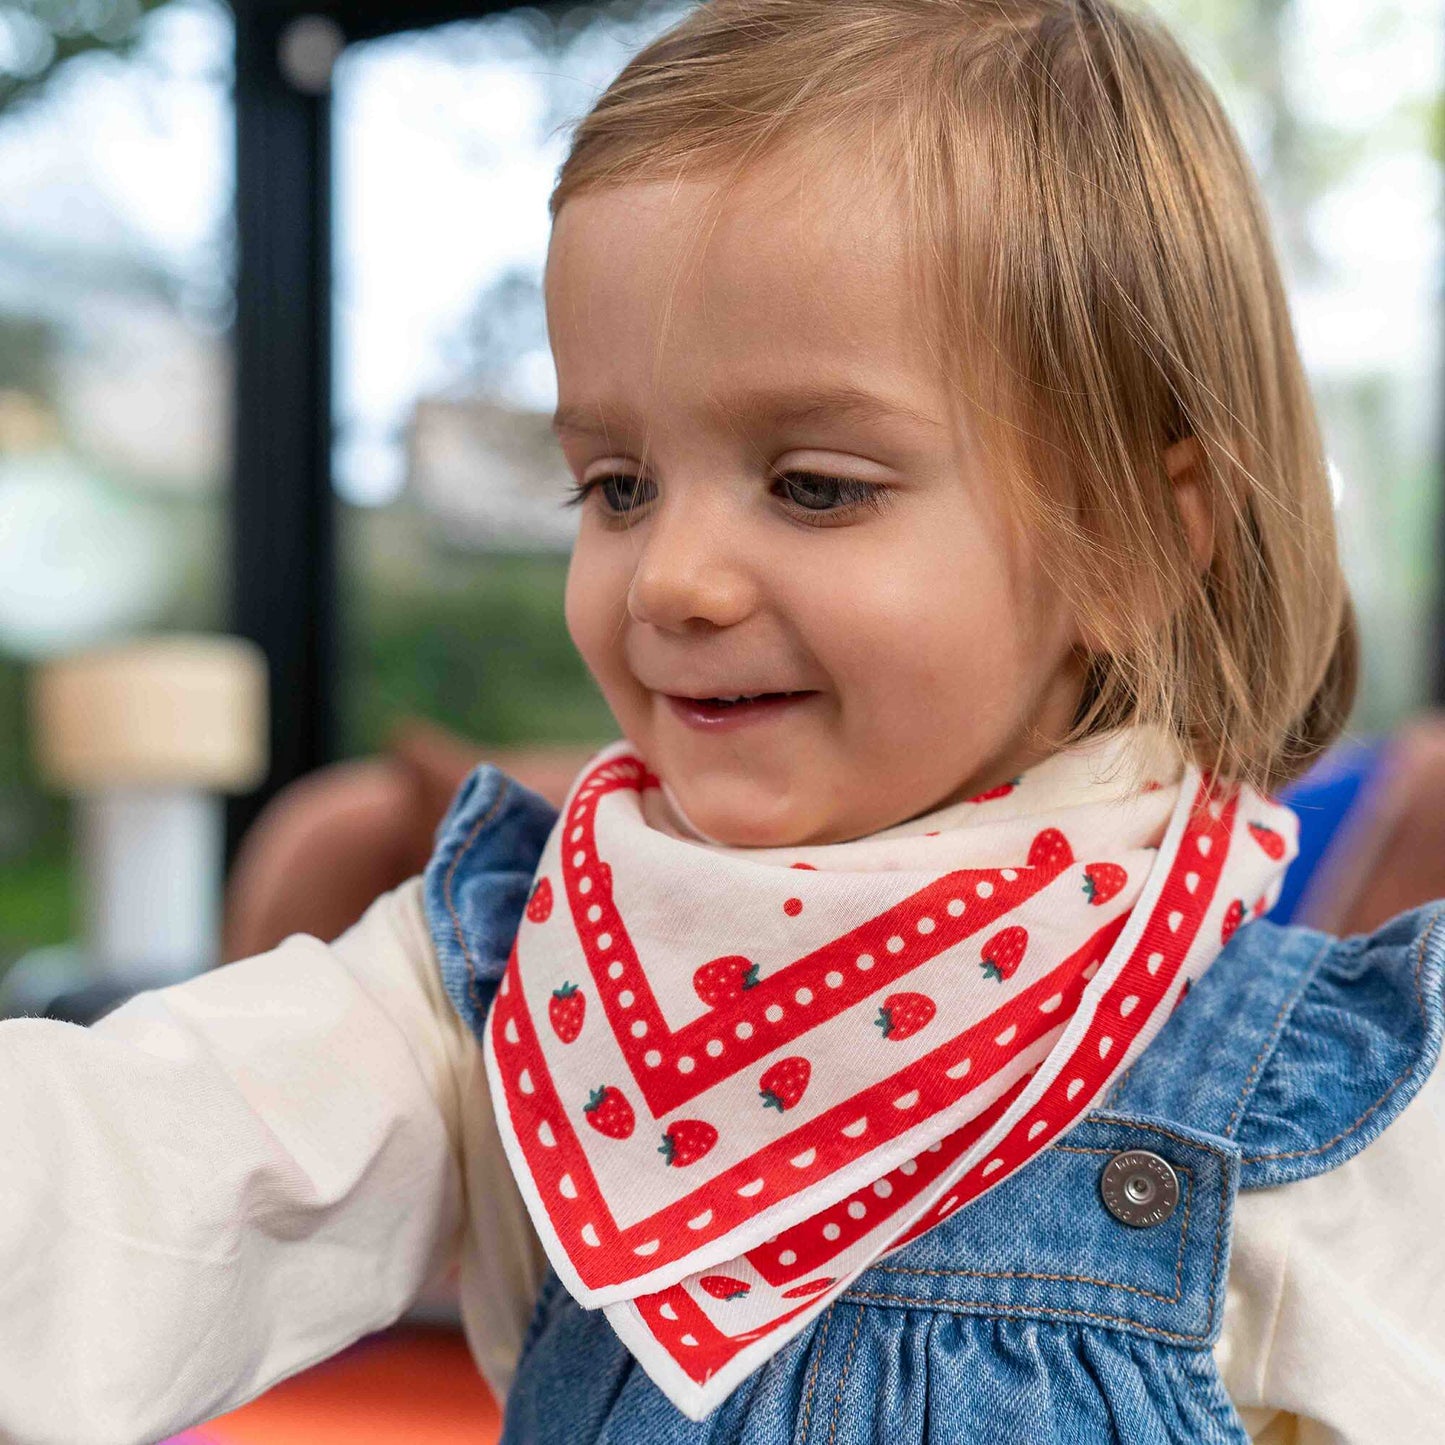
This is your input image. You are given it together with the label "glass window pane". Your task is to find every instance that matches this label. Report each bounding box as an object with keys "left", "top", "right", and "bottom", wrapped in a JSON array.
[
  {"left": 0, "top": 0, "right": 234, "bottom": 972},
  {"left": 1156, "top": 0, "right": 1443, "bottom": 729},
  {"left": 332, "top": 2, "right": 691, "bottom": 760}
]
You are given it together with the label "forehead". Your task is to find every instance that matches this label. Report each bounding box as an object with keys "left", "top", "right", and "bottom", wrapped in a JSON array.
[{"left": 543, "top": 148, "right": 943, "bottom": 420}]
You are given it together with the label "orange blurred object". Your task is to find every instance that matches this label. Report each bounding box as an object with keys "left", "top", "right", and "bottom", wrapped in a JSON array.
[{"left": 168, "top": 1326, "right": 500, "bottom": 1445}]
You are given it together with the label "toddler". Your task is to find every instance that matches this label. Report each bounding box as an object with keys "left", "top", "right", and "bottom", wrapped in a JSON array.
[{"left": 4, "top": 1, "right": 1444, "bottom": 1441}]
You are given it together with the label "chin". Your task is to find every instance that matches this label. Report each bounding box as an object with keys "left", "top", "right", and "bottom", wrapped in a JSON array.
[{"left": 671, "top": 782, "right": 814, "bottom": 850}]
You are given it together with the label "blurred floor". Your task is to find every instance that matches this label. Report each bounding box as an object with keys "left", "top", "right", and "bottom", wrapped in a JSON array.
[{"left": 162, "top": 1325, "right": 500, "bottom": 1445}]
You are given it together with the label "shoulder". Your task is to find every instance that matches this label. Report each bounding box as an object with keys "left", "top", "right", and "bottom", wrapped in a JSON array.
[
  {"left": 1113, "top": 901, "right": 1445, "bottom": 1188},
  {"left": 1220, "top": 1004, "right": 1445, "bottom": 1438},
  {"left": 422, "top": 762, "right": 561, "bottom": 1040},
  {"left": 1232, "top": 901, "right": 1445, "bottom": 1187}
]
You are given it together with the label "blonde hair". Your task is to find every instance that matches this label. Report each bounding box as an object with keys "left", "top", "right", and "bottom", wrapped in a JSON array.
[{"left": 549, "top": 0, "right": 1357, "bottom": 794}]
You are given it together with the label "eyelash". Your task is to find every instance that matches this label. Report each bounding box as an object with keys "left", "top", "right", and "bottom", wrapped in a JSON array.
[{"left": 559, "top": 472, "right": 892, "bottom": 527}]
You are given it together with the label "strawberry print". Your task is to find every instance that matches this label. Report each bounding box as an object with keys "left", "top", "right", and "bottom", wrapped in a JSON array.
[
  {"left": 980, "top": 925, "right": 1028, "bottom": 983},
  {"left": 699, "top": 1274, "right": 750, "bottom": 1301},
  {"left": 659, "top": 1119, "right": 718, "bottom": 1167},
  {"left": 759, "top": 1056, "right": 811, "bottom": 1112},
  {"left": 1028, "top": 827, "right": 1075, "bottom": 870},
  {"left": 1221, "top": 898, "right": 1245, "bottom": 946},
  {"left": 525, "top": 875, "right": 553, "bottom": 923},
  {"left": 1253, "top": 893, "right": 1271, "bottom": 917},
  {"left": 967, "top": 775, "right": 1021, "bottom": 804},
  {"left": 1082, "top": 862, "right": 1127, "bottom": 906},
  {"left": 490, "top": 742, "right": 1299, "bottom": 1418},
  {"left": 780, "top": 1276, "right": 836, "bottom": 1299},
  {"left": 583, "top": 1085, "right": 634, "bottom": 1140},
  {"left": 1247, "top": 822, "right": 1287, "bottom": 860},
  {"left": 875, "top": 992, "right": 936, "bottom": 1040},
  {"left": 548, "top": 982, "right": 585, "bottom": 1043},
  {"left": 693, "top": 954, "right": 760, "bottom": 1007}
]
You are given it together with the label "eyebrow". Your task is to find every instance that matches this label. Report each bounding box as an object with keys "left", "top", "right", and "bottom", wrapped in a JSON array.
[{"left": 550, "top": 384, "right": 944, "bottom": 439}]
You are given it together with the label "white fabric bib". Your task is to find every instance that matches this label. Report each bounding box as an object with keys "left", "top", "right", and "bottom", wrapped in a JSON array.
[{"left": 482, "top": 727, "right": 1298, "bottom": 1418}]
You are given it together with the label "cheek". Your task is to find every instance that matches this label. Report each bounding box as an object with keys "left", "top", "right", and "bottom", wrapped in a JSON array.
[
  {"left": 563, "top": 542, "right": 623, "bottom": 682},
  {"left": 804, "top": 541, "right": 1034, "bottom": 718}
]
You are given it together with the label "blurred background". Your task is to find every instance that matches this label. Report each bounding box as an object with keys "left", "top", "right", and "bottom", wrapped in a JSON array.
[
  {"left": 0, "top": 0, "right": 1442, "bottom": 971},
  {"left": 0, "top": 0, "right": 1442, "bottom": 1435}
]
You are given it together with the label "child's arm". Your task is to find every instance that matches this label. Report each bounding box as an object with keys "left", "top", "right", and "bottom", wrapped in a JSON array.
[{"left": 0, "top": 879, "right": 470, "bottom": 1445}]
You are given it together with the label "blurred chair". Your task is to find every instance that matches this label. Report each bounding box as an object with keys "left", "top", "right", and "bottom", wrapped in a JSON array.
[{"left": 223, "top": 719, "right": 602, "bottom": 963}]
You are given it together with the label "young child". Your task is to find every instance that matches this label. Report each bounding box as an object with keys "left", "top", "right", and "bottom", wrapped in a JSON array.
[{"left": 4, "top": 0, "right": 1444, "bottom": 1440}]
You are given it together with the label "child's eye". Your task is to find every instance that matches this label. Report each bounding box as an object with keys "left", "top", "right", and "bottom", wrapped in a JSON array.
[
  {"left": 559, "top": 471, "right": 890, "bottom": 526},
  {"left": 560, "top": 474, "right": 656, "bottom": 517},
  {"left": 773, "top": 471, "right": 891, "bottom": 525}
]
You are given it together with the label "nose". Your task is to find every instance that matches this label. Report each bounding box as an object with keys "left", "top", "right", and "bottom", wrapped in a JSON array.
[{"left": 626, "top": 495, "right": 758, "bottom": 631}]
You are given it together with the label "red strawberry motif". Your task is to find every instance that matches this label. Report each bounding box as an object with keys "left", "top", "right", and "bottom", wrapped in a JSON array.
[
  {"left": 659, "top": 1119, "right": 718, "bottom": 1167},
  {"left": 1253, "top": 893, "right": 1271, "bottom": 917},
  {"left": 700, "top": 1274, "right": 750, "bottom": 1301},
  {"left": 1247, "top": 822, "right": 1287, "bottom": 860},
  {"left": 780, "top": 1277, "right": 836, "bottom": 1299},
  {"left": 980, "top": 925, "right": 1028, "bottom": 983},
  {"left": 693, "top": 954, "right": 760, "bottom": 1007},
  {"left": 583, "top": 1085, "right": 634, "bottom": 1140},
  {"left": 548, "top": 982, "right": 585, "bottom": 1043},
  {"left": 525, "top": 875, "right": 553, "bottom": 923},
  {"left": 1221, "top": 898, "right": 1245, "bottom": 946},
  {"left": 875, "top": 992, "right": 936, "bottom": 1040},
  {"left": 967, "top": 775, "right": 1021, "bottom": 804},
  {"left": 1028, "top": 828, "right": 1075, "bottom": 870},
  {"left": 1082, "top": 862, "right": 1127, "bottom": 906},
  {"left": 759, "top": 1056, "right": 811, "bottom": 1112}
]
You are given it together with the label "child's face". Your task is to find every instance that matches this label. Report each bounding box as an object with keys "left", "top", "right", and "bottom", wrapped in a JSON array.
[{"left": 546, "top": 146, "right": 1087, "bottom": 847}]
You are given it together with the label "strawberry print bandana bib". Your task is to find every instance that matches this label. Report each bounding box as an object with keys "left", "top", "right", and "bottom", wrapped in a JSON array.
[{"left": 482, "top": 727, "right": 1298, "bottom": 1419}]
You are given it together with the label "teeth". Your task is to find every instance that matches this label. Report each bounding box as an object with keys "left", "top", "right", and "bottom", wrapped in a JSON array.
[{"left": 690, "top": 690, "right": 809, "bottom": 705}]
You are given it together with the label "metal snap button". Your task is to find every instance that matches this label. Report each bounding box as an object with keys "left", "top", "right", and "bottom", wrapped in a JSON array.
[{"left": 1100, "top": 1149, "right": 1180, "bottom": 1228}]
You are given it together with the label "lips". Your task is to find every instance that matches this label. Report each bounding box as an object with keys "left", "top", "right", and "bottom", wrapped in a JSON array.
[{"left": 663, "top": 690, "right": 819, "bottom": 732}]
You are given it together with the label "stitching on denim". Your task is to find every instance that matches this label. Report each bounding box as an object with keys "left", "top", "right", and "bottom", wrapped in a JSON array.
[
  {"left": 1070, "top": 1116, "right": 1232, "bottom": 1162},
  {"left": 795, "top": 1302, "right": 835, "bottom": 1444},
  {"left": 1239, "top": 905, "right": 1445, "bottom": 1165},
  {"left": 867, "top": 1160, "right": 1194, "bottom": 1306},
  {"left": 1203, "top": 1130, "right": 1230, "bottom": 1337},
  {"left": 837, "top": 1291, "right": 1209, "bottom": 1345},
  {"left": 1087, "top": 1118, "right": 1232, "bottom": 1339},
  {"left": 442, "top": 774, "right": 513, "bottom": 1025},
  {"left": 859, "top": 1119, "right": 1236, "bottom": 1339},
  {"left": 826, "top": 1307, "right": 866, "bottom": 1445},
  {"left": 1222, "top": 930, "right": 1337, "bottom": 1140}
]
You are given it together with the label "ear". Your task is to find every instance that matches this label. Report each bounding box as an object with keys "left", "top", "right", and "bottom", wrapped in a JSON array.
[
  {"left": 1164, "top": 436, "right": 1213, "bottom": 574},
  {"left": 1069, "top": 436, "right": 1215, "bottom": 657}
]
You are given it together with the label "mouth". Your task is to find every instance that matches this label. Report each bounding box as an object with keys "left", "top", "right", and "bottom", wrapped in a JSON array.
[{"left": 662, "top": 690, "right": 820, "bottom": 731}]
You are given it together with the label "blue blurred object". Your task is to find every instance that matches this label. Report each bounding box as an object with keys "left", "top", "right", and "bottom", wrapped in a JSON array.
[{"left": 1272, "top": 734, "right": 1390, "bottom": 925}]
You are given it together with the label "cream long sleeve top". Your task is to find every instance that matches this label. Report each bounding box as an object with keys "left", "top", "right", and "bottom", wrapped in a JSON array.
[{"left": 1, "top": 878, "right": 1443, "bottom": 1445}]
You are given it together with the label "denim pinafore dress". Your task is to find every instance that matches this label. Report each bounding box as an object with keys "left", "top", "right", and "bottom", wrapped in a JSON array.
[{"left": 423, "top": 763, "right": 1445, "bottom": 1444}]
